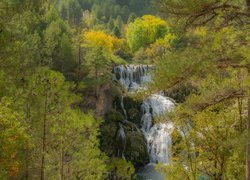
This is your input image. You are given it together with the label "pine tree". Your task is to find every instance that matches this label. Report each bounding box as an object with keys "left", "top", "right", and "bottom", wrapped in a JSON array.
[
  {"left": 112, "top": 26, "right": 122, "bottom": 38},
  {"left": 0, "top": 98, "right": 30, "bottom": 179},
  {"left": 81, "top": 30, "right": 113, "bottom": 106},
  {"left": 24, "top": 68, "right": 107, "bottom": 179},
  {"left": 127, "top": 12, "right": 137, "bottom": 23},
  {"left": 154, "top": 0, "right": 250, "bottom": 179}
]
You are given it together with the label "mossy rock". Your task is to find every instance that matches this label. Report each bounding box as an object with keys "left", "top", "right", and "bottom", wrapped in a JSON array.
[
  {"left": 114, "top": 71, "right": 121, "bottom": 80},
  {"left": 125, "top": 131, "right": 149, "bottom": 166},
  {"left": 106, "top": 109, "right": 124, "bottom": 122},
  {"left": 100, "top": 122, "right": 118, "bottom": 156},
  {"left": 113, "top": 96, "right": 125, "bottom": 115},
  {"left": 109, "top": 84, "right": 123, "bottom": 98},
  {"left": 127, "top": 108, "right": 141, "bottom": 127},
  {"left": 124, "top": 96, "right": 141, "bottom": 110}
]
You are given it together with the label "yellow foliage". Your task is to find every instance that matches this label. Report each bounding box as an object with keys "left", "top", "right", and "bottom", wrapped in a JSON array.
[
  {"left": 126, "top": 15, "right": 170, "bottom": 52},
  {"left": 153, "top": 34, "right": 176, "bottom": 47},
  {"left": 113, "top": 38, "right": 130, "bottom": 52},
  {"left": 145, "top": 34, "right": 176, "bottom": 58},
  {"left": 220, "top": 27, "right": 233, "bottom": 34},
  {"left": 113, "top": 38, "right": 126, "bottom": 47},
  {"left": 141, "top": 15, "right": 169, "bottom": 40},
  {"left": 82, "top": 30, "right": 116, "bottom": 52},
  {"left": 9, "top": 161, "right": 19, "bottom": 177},
  {"left": 141, "top": 15, "right": 168, "bottom": 28},
  {"left": 193, "top": 27, "right": 207, "bottom": 37}
]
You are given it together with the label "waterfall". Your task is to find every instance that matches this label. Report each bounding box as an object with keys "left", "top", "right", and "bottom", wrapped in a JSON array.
[
  {"left": 141, "top": 94, "right": 174, "bottom": 163},
  {"left": 113, "top": 65, "right": 152, "bottom": 91},
  {"left": 120, "top": 96, "right": 128, "bottom": 120},
  {"left": 113, "top": 65, "right": 174, "bottom": 165},
  {"left": 117, "top": 123, "right": 126, "bottom": 158}
]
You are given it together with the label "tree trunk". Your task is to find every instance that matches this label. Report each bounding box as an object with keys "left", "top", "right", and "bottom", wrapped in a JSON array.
[
  {"left": 247, "top": 98, "right": 250, "bottom": 180},
  {"left": 246, "top": 0, "right": 250, "bottom": 172},
  {"left": 245, "top": 1, "right": 250, "bottom": 178},
  {"left": 238, "top": 97, "right": 243, "bottom": 132},
  {"left": 95, "top": 62, "right": 99, "bottom": 100},
  {"left": 25, "top": 153, "right": 29, "bottom": 180},
  {"left": 247, "top": 63, "right": 250, "bottom": 179},
  {"left": 25, "top": 96, "right": 31, "bottom": 180},
  {"left": 60, "top": 119, "right": 65, "bottom": 180},
  {"left": 41, "top": 94, "right": 48, "bottom": 180},
  {"left": 78, "top": 45, "right": 81, "bottom": 83},
  {"left": 60, "top": 148, "right": 64, "bottom": 180}
]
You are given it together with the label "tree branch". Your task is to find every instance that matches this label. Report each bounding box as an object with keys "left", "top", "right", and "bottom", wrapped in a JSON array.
[{"left": 193, "top": 89, "right": 245, "bottom": 112}]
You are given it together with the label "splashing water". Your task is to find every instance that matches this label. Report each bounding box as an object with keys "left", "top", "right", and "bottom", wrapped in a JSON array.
[{"left": 141, "top": 94, "right": 174, "bottom": 164}]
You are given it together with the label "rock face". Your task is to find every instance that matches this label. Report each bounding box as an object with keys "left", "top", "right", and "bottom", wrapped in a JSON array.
[
  {"left": 124, "top": 130, "right": 149, "bottom": 166},
  {"left": 81, "top": 83, "right": 120, "bottom": 116},
  {"left": 95, "top": 84, "right": 114, "bottom": 116},
  {"left": 100, "top": 108, "right": 149, "bottom": 167},
  {"left": 113, "top": 96, "right": 142, "bottom": 126}
]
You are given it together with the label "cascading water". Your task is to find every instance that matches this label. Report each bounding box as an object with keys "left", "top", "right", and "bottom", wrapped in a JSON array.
[
  {"left": 141, "top": 94, "right": 174, "bottom": 163},
  {"left": 117, "top": 123, "right": 126, "bottom": 158},
  {"left": 113, "top": 65, "right": 175, "bottom": 179},
  {"left": 113, "top": 65, "right": 152, "bottom": 91},
  {"left": 120, "top": 96, "right": 128, "bottom": 120}
]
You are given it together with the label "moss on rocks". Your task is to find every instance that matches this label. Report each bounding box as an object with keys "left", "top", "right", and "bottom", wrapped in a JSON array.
[
  {"left": 106, "top": 109, "right": 124, "bottom": 123},
  {"left": 127, "top": 108, "right": 141, "bottom": 126},
  {"left": 125, "top": 130, "right": 149, "bottom": 166}
]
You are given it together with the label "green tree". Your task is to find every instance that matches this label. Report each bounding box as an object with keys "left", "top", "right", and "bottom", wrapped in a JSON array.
[
  {"left": 115, "top": 15, "right": 124, "bottom": 32},
  {"left": 43, "top": 7, "right": 76, "bottom": 77},
  {"left": 107, "top": 17, "right": 115, "bottom": 31},
  {"left": 82, "top": 30, "right": 121, "bottom": 99},
  {"left": 71, "top": 112, "right": 107, "bottom": 179},
  {"left": 26, "top": 68, "right": 72, "bottom": 179},
  {"left": 91, "top": 4, "right": 102, "bottom": 19},
  {"left": 0, "top": 1, "right": 108, "bottom": 179},
  {"left": 126, "top": 15, "right": 171, "bottom": 52},
  {"left": 84, "top": 46, "right": 112, "bottom": 98},
  {"left": 24, "top": 68, "right": 107, "bottom": 179},
  {"left": 0, "top": 2, "right": 42, "bottom": 88},
  {"left": 121, "top": 5, "right": 130, "bottom": 21},
  {"left": 107, "top": 158, "right": 135, "bottom": 180},
  {"left": 127, "top": 12, "right": 137, "bottom": 23},
  {"left": 0, "top": 98, "right": 30, "bottom": 179},
  {"left": 153, "top": 0, "right": 250, "bottom": 179},
  {"left": 112, "top": 26, "right": 122, "bottom": 38}
]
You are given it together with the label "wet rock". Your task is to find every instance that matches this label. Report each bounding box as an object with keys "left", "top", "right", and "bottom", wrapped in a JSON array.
[
  {"left": 125, "top": 130, "right": 149, "bottom": 166},
  {"left": 127, "top": 108, "right": 141, "bottom": 127},
  {"left": 106, "top": 109, "right": 124, "bottom": 123},
  {"left": 100, "top": 122, "right": 118, "bottom": 157}
]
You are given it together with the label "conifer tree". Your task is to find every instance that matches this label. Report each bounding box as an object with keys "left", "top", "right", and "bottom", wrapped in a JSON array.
[{"left": 154, "top": 0, "right": 250, "bottom": 179}]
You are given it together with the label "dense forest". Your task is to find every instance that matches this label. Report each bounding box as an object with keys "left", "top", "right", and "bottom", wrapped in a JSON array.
[{"left": 0, "top": 0, "right": 249, "bottom": 180}]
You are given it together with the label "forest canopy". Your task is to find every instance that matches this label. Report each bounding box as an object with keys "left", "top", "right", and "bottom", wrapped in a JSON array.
[{"left": 0, "top": 0, "right": 249, "bottom": 179}]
